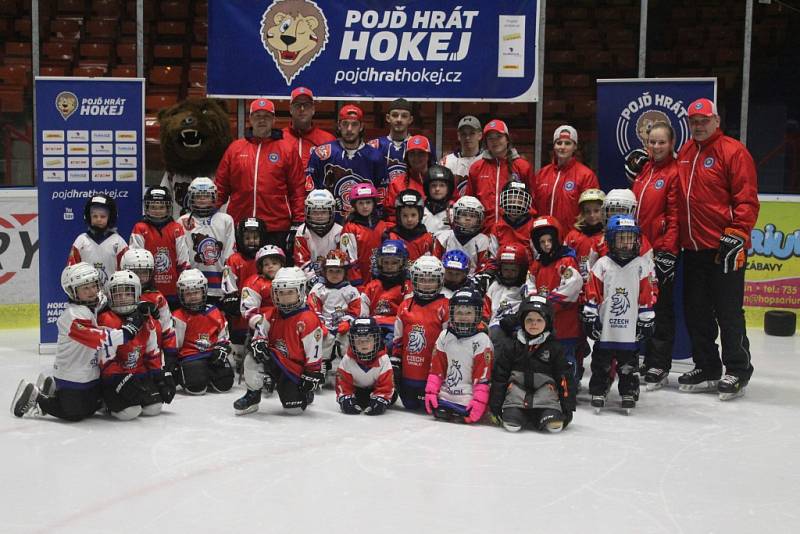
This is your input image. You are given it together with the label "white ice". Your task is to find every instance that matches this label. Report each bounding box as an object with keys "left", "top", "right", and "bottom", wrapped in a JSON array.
[{"left": 2, "top": 327, "right": 799, "bottom": 534}]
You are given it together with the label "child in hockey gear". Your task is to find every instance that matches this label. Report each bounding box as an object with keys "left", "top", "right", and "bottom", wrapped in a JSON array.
[
  {"left": 489, "top": 296, "right": 576, "bottom": 432},
  {"left": 384, "top": 189, "right": 434, "bottom": 262},
  {"left": 339, "top": 182, "right": 387, "bottom": 286},
  {"left": 603, "top": 188, "right": 637, "bottom": 223},
  {"left": 129, "top": 186, "right": 191, "bottom": 308},
  {"left": 240, "top": 245, "right": 286, "bottom": 330},
  {"left": 360, "top": 239, "right": 412, "bottom": 349},
  {"left": 441, "top": 249, "right": 474, "bottom": 298},
  {"left": 12, "top": 264, "right": 138, "bottom": 420},
  {"left": 582, "top": 216, "right": 656, "bottom": 414},
  {"left": 432, "top": 195, "right": 497, "bottom": 278},
  {"left": 383, "top": 135, "right": 431, "bottom": 223},
  {"left": 67, "top": 194, "right": 128, "bottom": 286},
  {"left": 172, "top": 269, "right": 234, "bottom": 395},
  {"left": 234, "top": 267, "right": 325, "bottom": 415},
  {"left": 308, "top": 250, "right": 366, "bottom": 383},
  {"left": 335, "top": 317, "right": 395, "bottom": 415},
  {"left": 422, "top": 164, "right": 457, "bottom": 236},
  {"left": 179, "top": 177, "right": 235, "bottom": 303},
  {"left": 528, "top": 216, "right": 583, "bottom": 376},
  {"left": 391, "top": 256, "right": 450, "bottom": 410},
  {"left": 424, "top": 288, "right": 492, "bottom": 423},
  {"left": 97, "top": 270, "right": 168, "bottom": 420},
  {"left": 495, "top": 180, "right": 536, "bottom": 258},
  {"left": 294, "top": 189, "right": 342, "bottom": 281},
  {"left": 485, "top": 245, "right": 531, "bottom": 330}
]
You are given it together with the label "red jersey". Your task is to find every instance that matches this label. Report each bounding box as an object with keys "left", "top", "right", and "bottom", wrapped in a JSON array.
[
  {"left": 383, "top": 227, "right": 434, "bottom": 263},
  {"left": 533, "top": 158, "right": 600, "bottom": 232},
  {"left": 222, "top": 251, "right": 258, "bottom": 335},
  {"left": 340, "top": 218, "right": 388, "bottom": 286},
  {"left": 494, "top": 215, "right": 536, "bottom": 261},
  {"left": 264, "top": 307, "right": 324, "bottom": 381},
  {"left": 360, "top": 278, "right": 412, "bottom": 329},
  {"left": 173, "top": 305, "right": 229, "bottom": 361},
  {"left": 335, "top": 350, "right": 395, "bottom": 402},
  {"left": 383, "top": 172, "right": 425, "bottom": 224},
  {"left": 282, "top": 125, "right": 336, "bottom": 172},
  {"left": 632, "top": 157, "right": 680, "bottom": 255},
  {"left": 140, "top": 289, "right": 176, "bottom": 359},
  {"left": 527, "top": 252, "right": 583, "bottom": 341},
  {"left": 240, "top": 274, "right": 274, "bottom": 329},
  {"left": 129, "top": 220, "right": 191, "bottom": 299},
  {"left": 392, "top": 296, "right": 449, "bottom": 384},
  {"left": 97, "top": 310, "right": 161, "bottom": 376},
  {"left": 564, "top": 227, "right": 604, "bottom": 282}
]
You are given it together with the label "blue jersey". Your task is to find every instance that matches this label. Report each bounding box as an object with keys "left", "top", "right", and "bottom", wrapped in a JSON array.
[
  {"left": 306, "top": 140, "right": 387, "bottom": 216},
  {"left": 368, "top": 135, "right": 438, "bottom": 188}
]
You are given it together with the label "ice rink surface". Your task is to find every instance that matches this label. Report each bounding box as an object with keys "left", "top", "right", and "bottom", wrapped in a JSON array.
[{"left": 2, "top": 327, "right": 799, "bottom": 534}]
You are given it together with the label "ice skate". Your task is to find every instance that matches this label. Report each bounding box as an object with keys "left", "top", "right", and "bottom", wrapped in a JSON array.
[
  {"left": 678, "top": 368, "right": 719, "bottom": 393},
  {"left": 644, "top": 368, "right": 669, "bottom": 391},
  {"left": 233, "top": 389, "right": 261, "bottom": 415},
  {"left": 718, "top": 374, "right": 747, "bottom": 401},
  {"left": 621, "top": 395, "right": 636, "bottom": 415},
  {"left": 591, "top": 394, "right": 606, "bottom": 414},
  {"left": 538, "top": 411, "right": 563, "bottom": 433},
  {"left": 11, "top": 380, "right": 40, "bottom": 418},
  {"left": 36, "top": 373, "right": 56, "bottom": 397}
]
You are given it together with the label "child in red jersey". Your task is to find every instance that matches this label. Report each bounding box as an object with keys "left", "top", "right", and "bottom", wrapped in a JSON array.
[
  {"left": 336, "top": 318, "right": 395, "bottom": 415},
  {"left": 129, "top": 186, "right": 191, "bottom": 308},
  {"left": 240, "top": 245, "right": 286, "bottom": 331},
  {"left": 383, "top": 134, "right": 432, "bottom": 223},
  {"left": 339, "top": 182, "right": 387, "bottom": 287},
  {"left": 494, "top": 180, "right": 536, "bottom": 259},
  {"left": 383, "top": 189, "right": 434, "bottom": 262},
  {"left": 360, "top": 239, "right": 412, "bottom": 349},
  {"left": 234, "top": 267, "right": 325, "bottom": 415},
  {"left": 171, "top": 269, "right": 234, "bottom": 395}
]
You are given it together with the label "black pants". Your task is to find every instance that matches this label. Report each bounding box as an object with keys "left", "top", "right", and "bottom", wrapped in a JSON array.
[
  {"left": 645, "top": 265, "right": 677, "bottom": 370},
  {"left": 589, "top": 348, "right": 639, "bottom": 396},
  {"left": 502, "top": 407, "right": 563, "bottom": 430},
  {"left": 682, "top": 250, "right": 753, "bottom": 380},
  {"left": 38, "top": 384, "right": 102, "bottom": 422}
]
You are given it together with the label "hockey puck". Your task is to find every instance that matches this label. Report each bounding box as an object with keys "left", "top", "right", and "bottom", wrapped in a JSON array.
[{"left": 764, "top": 310, "right": 796, "bottom": 337}]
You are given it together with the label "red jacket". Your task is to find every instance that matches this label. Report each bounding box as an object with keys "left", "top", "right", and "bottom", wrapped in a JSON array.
[
  {"left": 215, "top": 132, "right": 305, "bottom": 230},
  {"left": 676, "top": 129, "right": 759, "bottom": 250},
  {"left": 533, "top": 158, "right": 600, "bottom": 232},
  {"left": 465, "top": 149, "right": 534, "bottom": 231},
  {"left": 631, "top": 157, "right": 680, "bottom": 255},
  {"left": 495, "top": 214, "right": 535, "bottom": 260},
  {"left": 527, "top": 253, "right": 583, "bottom": 341},
  {"left": 282, "top": 125, "right": 336, "bottom": 174}
]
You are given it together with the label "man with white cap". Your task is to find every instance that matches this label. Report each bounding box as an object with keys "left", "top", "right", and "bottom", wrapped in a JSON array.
[
  {"left": 533, "top": 125, "right": 600, "bottom": 232},
  {"left": 675, "top": 98, "right": 759, "bottom": 401},
  {"left": 281, "top": 87, "right": 336, "bottom": 172},
  {"left": 441, "top": 115, "right": 483, "bottom": 194}
]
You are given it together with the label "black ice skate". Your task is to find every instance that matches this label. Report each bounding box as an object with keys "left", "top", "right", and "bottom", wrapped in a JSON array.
[
  {"left": 645, "top": 368, "right": 669, "bottom": 391},
  {"left": 233, "top": 389, "right": 261, "bottom": 415},
  {"left": 678, "top": 368, "right": 720, "bottom": 393},
  {"left": 538, "top": 411, "right": 564, "bottom": 433},
  {"left": 620, "top": 395, "right": 636, "bottom": 415},
  {"left": 11, "top": 380, "right": 40, "bottom": 418},
  {"left": 36, "top": 373, "right": 56, "bottom": 397},
  {"left": 718, "top": 374, "right": 747, "bottom": 401},
  {"left": 591, "top": 394, "right": 607, "bottom": 414}
]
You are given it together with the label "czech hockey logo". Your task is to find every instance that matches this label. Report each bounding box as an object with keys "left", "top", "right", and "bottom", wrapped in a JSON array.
[
  {"left": 274, "top": 339, "right": 289, "bottom": 358},
  {"left": 445, "top": 359, "right": 463, "bottom": 390},
  {"left": 94, "top": 262, "right": 109, "bottom": 285},
  {"left": 154, "top": 248, "right": 171, "bottom": 274},
  {"left": 610, "top": 287, "right": 631, "bottom": 317},
  {"left": 55, "top": 91, "right": 78, "bottom": 120},
  {"left": 407, "top": 325, "right": 426, "bottom": 355},
  {"left": 260, "top": 0, "right": 329, "bottom": 85}
]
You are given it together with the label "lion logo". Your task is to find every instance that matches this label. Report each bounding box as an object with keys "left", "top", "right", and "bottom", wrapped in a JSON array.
[
  {"left": 407, "top": 325, "right": 426, "bottom": 355},
  {"left": 635, "top": 110, "right": 670, "bottom": 147},
  {"left": 610, "top": 287, "right": 631, "bottom": 317},
  {"left": 260, "top": 0, "right": 328, "bottom": 85},
  {"left": 55, "top": 91, "right": 78, "bottom": 120}
]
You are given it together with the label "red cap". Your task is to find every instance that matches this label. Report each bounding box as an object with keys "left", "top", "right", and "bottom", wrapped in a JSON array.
[
  {"left": 406, "top": 135, "right": 431, "bottom": 153},
  {"left": 290, "top": 87, "right": 314, "bottom": 103},
  {"left": 483, "top": 119, "right": 509, "bottom": 136},
  {"left": 338, "top": 104, "right": 364, "bottom": 122},
  {"left": 687, "top": 98, "right": 717, "bottom": 117},
  {"left": 249, "top": 99, "right": 275, "bottom": 114}
]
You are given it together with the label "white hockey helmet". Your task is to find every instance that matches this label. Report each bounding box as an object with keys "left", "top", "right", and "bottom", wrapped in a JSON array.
[
  {"left": 603, "top": 189, "right": 637, "bottom": 222},
  {"left": 271, "top": 266, "right": 308, "bottom": 313},
  {"left": 304, "top": 189, "right": 336, "bottom": 235},
  {"left": 255, "top": 245, "right": 287, "bottom": 268},
  {"left": 177, "top": 268, "right": 208, "bottom": 311},
  {"left": 106, "top": 269, "right": 142, "bottom": 315},
  {"left": 452, "top": 195, "right": 484, "bottom": 237},
  {"left": 61, "top": 262, "right": 101, "bottom": 306},
  {"left": 121, "top": 248, "right": 155, "bottom": 271},
  {"left": 410, "top": 255, "right": 444, "bottom": 300},
  {"left": 187, "top": 176, "right": 217, "bottom": 217}
]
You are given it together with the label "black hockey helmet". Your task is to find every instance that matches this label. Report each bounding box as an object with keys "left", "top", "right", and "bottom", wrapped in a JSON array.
[
  {"left": 423, "top": 164, "right": 455, "bottom": 200},
  {"left": 348, "top": 317, "right": 382, "bottom": 362},
  {"left": 448, "top": 287, "right": 483, "bottom": 337},
  {"left": 235, "top": 217, "right": 268, "bottom": 258},
  {"left": 143, "top": 186, "right": 173, "bottom": 224},
  {"left": 517, "top": 295, "right": 554, "bottom": 333},
  {"left": 84, "top": 193, "right": 118, "bottom": 230},
  {"left": 394, "top": 188, "right": 424, "bottom": 222}
]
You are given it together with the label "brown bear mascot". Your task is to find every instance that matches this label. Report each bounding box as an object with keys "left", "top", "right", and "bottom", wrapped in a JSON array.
[{"left": 158, "top": 98, "right": 232, "bottom": 216}]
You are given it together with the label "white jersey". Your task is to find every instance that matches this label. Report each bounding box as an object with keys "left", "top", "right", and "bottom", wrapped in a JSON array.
[
  {"left": 178, "top": 211, "right": 235, "bottom": 297},
  {"left": 55, "top": 300, "right": 125, "bottom": 384},
  {"left": 337, "top": 353, "right": 393, "bottom": 390},
  {"left": 441, "top": 151, "right": 481, "bottom": 186},
  {"left": 294, "top": 223, "right": 343, "bottom": 281},
  {"left": 485, "top": 281, "right": 530, "bottom": 327},
  {"left": 422, "top": 207, "right": 451, "bottom": 237},
  {"left": 434, "top": 229, "right": 497, "bottom": 275},
  {"left": 307, "top": 282, "right": 365, "bottom": 329},
  {"left": 433, "top": 330, "right": 492, "bottom": 406},
  {"left": 68, "top": 232, "right": 128, "bottom": 287}
]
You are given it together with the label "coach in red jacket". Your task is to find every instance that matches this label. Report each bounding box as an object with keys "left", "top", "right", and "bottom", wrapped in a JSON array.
[
  {"left": 675, "top": 98, "right": 759, "bottom": 399},
  {"left": 215, "top": 98, "right": 305, "bottom": 252},
  {"left": 281, "top": 87, "right": 336, "bottom": 172}
]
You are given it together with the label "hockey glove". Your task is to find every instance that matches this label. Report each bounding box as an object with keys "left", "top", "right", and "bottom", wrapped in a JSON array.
[
  {"left": 139, "top": 301, "right": 160, "bottom": 321},
  {"left": 389, "top": 354, "right": 402, "bottom": 383},
  {"left": 121, "top": 310, "right": 145, "bottom": 342},
  {"left": 636, "top": 317, "right": 655, "bottom": 341},
  {"left": 473, "top": 272, "right": 494, "bottom": 295},
  {"left": 250, "top": 339, "right": 271, "bottom": 366},
  {"left": 464, "top": 384, "right": 489, "bottom": 424},
  {"left": 211, "top": 343, "right": 233, "bottom": 367},
  {"left": 336, "top": 320, "right": 351, "bottom": 336},
  {"left": 116, "top": 373, "right": 146, "bottom": 403},
  {"left": 717, "top": 227, "right": 748, "bottom": 274},
  {"left": 364, "top": 396, "right": 389, "bottom": 416},
  {"left": 299, "top": 371, "right": 324, "bottom": 393},
  {"left": 424, "top": 374, "right": 443, "bottom": 414},
  {"left": 624, "top": 148, "right": 649, "bottom": 184},
  {"left": 154, "top": 369, "right": 176, "bottom": 404},
  {"left": 220, "top": 292, "right": 241, "bottom": 317},
  {"left": 338, "top": 395, "right": 362, "bottom": 415},
  {"left": 581, "top": 308, "right": 602, "bottom": 341},
  {"left": 654, "top": 251, "right": 678, "bottom": 284}
]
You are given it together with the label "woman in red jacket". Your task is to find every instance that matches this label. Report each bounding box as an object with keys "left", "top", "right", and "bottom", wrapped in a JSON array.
[
  {"left": 631, "top": 120, "right": 679, "bottom": 390},
  {"left": 534, "top": 125, "right": 600, "bottom": 232}
]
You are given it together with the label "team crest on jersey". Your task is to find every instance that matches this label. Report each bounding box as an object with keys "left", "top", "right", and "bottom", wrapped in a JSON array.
[
  {"left": 387, "top": 163, "right": 406, "bottom": 182},
  {"left": 564, "top": 180, "right": 575, "bottom": 191},
  {"left": 314, "top": 328, "right": 322, "bottom": 341},
  {"left": 407, "top": 325, "right": 426, "bottom": 354},
  {"left": 610, "top": 287, "right": 631, "bottom": 317},
  {"left": 154, "top": 247, "right": 171, "bottom": 273},
  {"left": 296, "top": 320, "right": 306, "bottom": 334},
  {"left": 192, "top": 233, "right": 222, "bottom": 265},
  {"left": 445, "top": 359, "right": 463, "bottom": 389},
  {"left": 94, "top": 262, "right": 109, "bottom": 285},
  {"left": 125, "top": 346, "right": 141, "bottom": 369},
  {"left": 196, "top": 333, "right": 211, "bottom": 351},
  {"left": 654, "top": 178, "right": 665, "bottom": 190},
  {"left": 540, "top": 349, "right": 550, "bottom": 362},
  {"left": 269, "top": 152, "right": 280, "bottom": 163},
  {"left": 315, "top": 144, "right": 331, "bottom": 160},
  {"left": 375, "top": 299, "right": 392, "bottom": 315},
  {"left": 367, "top": 139, "right": 380, "bottom": 149},
  {"left": 703, "top": 157, "right": 715, "bottom": 168}
]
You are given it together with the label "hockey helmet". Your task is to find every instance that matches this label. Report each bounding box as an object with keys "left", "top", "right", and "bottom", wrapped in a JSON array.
[
  {"left": 603, "top": 189, "right": 637, "bottom": 223},
  {"left": 374, "top": 239, "right": 408, "bottom": 280},
  {"left": 517, "top": 295, "right": 554, "bottom": 334},
  {"left": 452, "top": 196, "right": 484, "bottom": 239},
  {"left": 235, "top": 217, "right": 268, "bottom": 258},
  {"left": 348, "top": 317, "right": 382, "bottom": 363},
  {"left": 530, "top": 216, "right": 564, "bottom": 256},
  {"left": 121, "top": 248, "right": 155, "bottom": 288},
  {"left": 270, "top": 266, "right": 307, "bottom": 314},
  {"left": 177, "top": 268, "right": 208, "bottom": 312},
  {"left": 143, "top": 186, "right": 172, "bottom": 224},
  {"left": 349, "top": 182, "right": 380, "bottom": 204},
  {"left": 423, "top": 165, "right": 455, "bottom": 200},
  {"left": 496, "top": 244, "right": 530, "bottom": 286},
  {"left": 410, "top": 256, "right": 444, "bottom": 300},
  {"left": 186, "top": 177, "right": 217, "bottom": 218},
  {"left": 304, "top": 189, "right": 336, "bottom": 236},
  {"left": 61, "top": 262, "right": 101, "bottom": 306},
  {"left": 394, "top": 188, "right": 424, "bottom": 222},
  {"left": 448, "top": 287, "right": 483, "bottom": 337},
  {"left": 84, "top": 194, "right": 118, "bottom": 230},
  {"left": 578, "top": 188, "right": 606, "bottom": 206},
  {"left": 106, "top": 270, "right": 142, "bottom": 316},
  {"left": 606, "top": 215, "right": 641, "bottom": 262},
  {"left": 499, "top": 180, "right": 532, "bottom": 219}
]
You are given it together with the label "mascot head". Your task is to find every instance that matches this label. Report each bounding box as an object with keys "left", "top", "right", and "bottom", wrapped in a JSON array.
[{"left": 157, "top": 98, "right": 232, "bottom": 176}]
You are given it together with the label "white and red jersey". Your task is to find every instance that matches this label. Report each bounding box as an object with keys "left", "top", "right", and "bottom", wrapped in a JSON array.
[
  {"left": 173, "top": 305, "right": 229, "bottom": 361},
  {"left": 360, "top": 278, "right": 412, "bottom": 329},
  {"left": 54, "top": 301, "right": 126, "bottom": 384},
  {"left": 335, "top": 350, "right": 395, "bottom": 402},
  {"left": 240, "top": 274, "right": 274, "bottom": 330},
  {"left": 392, "top": 296, "right": 449, "bottom": 384},
  {"left": 67, "top": 232, "right": 128, "bottom": 287},
  {"left": 432, "top": 229, "right": 497, "bottom": 275},
  {"left": 527, "top": 254, "right": 583, "bottom": 341},
  {"left": 179, "top": 211, "right": 235, "bottom": 297},
  {"left": 441, "top": 151, "right": 481, "bottom": 188},
  {"left": 307, "top": 282, "right": 365, "bottom": 331},
  {"left": 565, "top": 227, "right": 604, "bottom": 282},
  {"left": 429, "top": 330, "right": 492, "bottom": 406},
  {"left": 293, "top": 223, "right": 342, "bottom": 281},
  {"left": 222, "top": 252, "right": 258, "bottom": 336},
  {"left": 129, "top": 220, "right": 191, "bottom": 299},
  {"left": 585, "top": 255, "right": 656, "bottom": 351},
  {"left": 140, "top": 289, "right": 176, "bottom": 360},
  {"left": 422, "top": 206, "right": 451, "bottom": 237},
  {"left": 483, "top": 281, "right": 531, "bottom": 327},
  {"left": 97, "top": 310, "right": 161, "bottom": 376},
  {"left": 260, "top": 307, "right": 324, "bottom": 381},
  {"left": 339, "top": 218, "right": 388, "bottom": 286}
]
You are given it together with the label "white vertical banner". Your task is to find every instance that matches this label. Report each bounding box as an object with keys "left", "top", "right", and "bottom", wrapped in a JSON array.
[{"left": 498, "top": 15, "right": 526, "bottom": 78}]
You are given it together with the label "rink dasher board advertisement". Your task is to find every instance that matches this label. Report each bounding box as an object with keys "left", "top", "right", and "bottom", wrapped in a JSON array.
[
  {"left": 35, "top": 77, "right": 145, "bottom": 349},
  {"left": 596, "top": 78, "right": 717, "bottom": 191},
  {"left": 208, "top": 0, "right": 539, "bottom": 101}
]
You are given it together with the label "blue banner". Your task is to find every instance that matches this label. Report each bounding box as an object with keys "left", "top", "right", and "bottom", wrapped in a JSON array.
[
  {"left": 35, "top": 77, "right": 144, "bottom": 345},
  {"left": 596, "top": 78, "right": 716, "bottom": 191},
  {"left": 208, "top": 0, "right": 539, "bottom": 101}
]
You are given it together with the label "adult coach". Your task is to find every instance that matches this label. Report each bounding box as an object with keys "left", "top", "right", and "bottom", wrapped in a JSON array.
[
  {"left": 215, "top": 98, "right": 305, "bottom": 249},
  {"left": 675, "top": 98, "right": 759, "bottom": 400},
  {"left": 281, "top": 87, "right": 336, "bottom": 172},
  {"left": 441, "top": 115, "right": 483, "bottom": 195}
]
